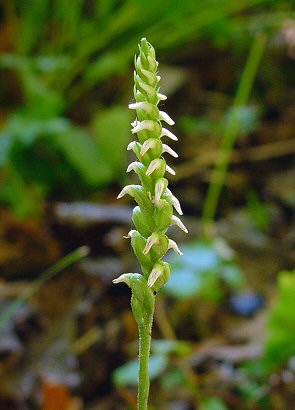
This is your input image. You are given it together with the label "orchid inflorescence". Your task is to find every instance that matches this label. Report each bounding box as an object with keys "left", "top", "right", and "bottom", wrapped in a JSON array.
[
  {"left": 113, "top": 38, "right": 186, "bottom": 408},
  {"left": 113, "top": 38, "right": 187, "bottom": 297}
]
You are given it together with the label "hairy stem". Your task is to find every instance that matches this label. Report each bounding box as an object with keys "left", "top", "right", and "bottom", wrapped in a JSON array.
[{"left": 138, "top": 300, "right": 155, "bottom": 410}]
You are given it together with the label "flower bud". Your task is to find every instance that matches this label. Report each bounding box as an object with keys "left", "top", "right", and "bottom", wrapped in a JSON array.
[{"left": 113, "top": 272, "right": 154, "bottom": 327}]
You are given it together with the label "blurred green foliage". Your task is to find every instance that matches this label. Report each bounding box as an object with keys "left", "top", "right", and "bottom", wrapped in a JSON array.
[
  {"left": 263, "top": 270, "right": 295, "bottom": 371},
  {"left": 1, "top": 0, "right": 291, "bottom": 216}
]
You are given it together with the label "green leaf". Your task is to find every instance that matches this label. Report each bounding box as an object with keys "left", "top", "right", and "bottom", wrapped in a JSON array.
[
  {"left": 3, "top": 114, "right": 69, "bottom": 146},
  {"left": 21, "top": 72, "right": 64, "bottom": 117},
  {"left": 53, "top": 128, "right": 113, "bottom": 186},
  {"left": 0, "top": 167, "right": 43, "bottom": 217},
  {"left": 113, "top": 354, "right": 168, "bottom": 387}
]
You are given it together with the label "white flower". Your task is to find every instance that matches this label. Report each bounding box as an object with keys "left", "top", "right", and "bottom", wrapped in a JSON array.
[
  {"left": 147, "top": 265, "right": 163, "bottom": 288},
  {"left": 127, "top": 161, "right": 141, "bottom": 173},
  {"left": 117, "top": 185, "right": 134, "bottom": 199},
  {"left": 168, "top": 239, "right": 183, "bottom": 255},
  {"left": 155, "top": 178, "right": 167, "bottom": 202},
  {"left": 128, "top": 102, "right": 154, "bottom": 114},
  {"left": 143, "top": 233, "right": 160, "bottom": 255},
  {"left": 171, "top": 215, "right": 188, "bottom": 233},
  {"left": 146, "top": 159, "right": 163, "bottom": 176},
  {"left": 166, "top": 188, "right": 183, "bottom": 215},
  {"left": 166, "top": 164, "right": 176, "bottom": 176},
  {"left": 159, "top": 111, "right": 175, "bottom": 125},
  {"left": 162, "top": 144, "right": 178, "bottom": 158},
  {"left": 132, "top": 120, "right": 156, "bottom": 134},
  {"left": 161, "top": 128, "right": 178, "bottom": 141},
  {"left": 140, "top": 139, "right": 157, "bottom": 156}
]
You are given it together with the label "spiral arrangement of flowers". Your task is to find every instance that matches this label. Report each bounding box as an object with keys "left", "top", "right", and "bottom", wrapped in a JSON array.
[
  {"left": 114, "top": 38, "right": 187, "bottom": 293},
  {"left": 113, "top": 38, "right": 186, "bottom": 409}
]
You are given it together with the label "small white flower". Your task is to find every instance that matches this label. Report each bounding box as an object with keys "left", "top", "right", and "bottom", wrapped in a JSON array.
[
  {"left": 128, "top": 102, "right": 154, "bottom": 114},
  {"left": 127, "top": 141, "right": 136, "bottom": 151},
  {"left": 117, "top": 185, "right": 134, "bottom": 199},
  {"left": 113, "top": 274, "right": 128, "bottom": 284},
  {"left": 147, "top": 265, "right": 163, "bottom": 288},
  {"left": 168, "top": 239, "right": 183, "bottom": 255},
  {"left": 155, "top": 179, "right": 167, "bottom": 202},
  {"left": 161, "top": 128, "right": 178, "bottom": 141},
  {"left": 127, "top": 230, "right": 137, "bottom": 238},
  {"left": 146, "top": 159, "right": 163, "bottom": 176},
  {"left": 166, "top": 188, "right": 183, "bottom": 215},
  {"left": 162, "top": 144, "right": 178, "bottom": 158},
  {"left": 157, "top": 92, "right": 167, "bottom": 100},
  {"left": 126, "top": 161, "right": 141, "bottom": 173},
  {"left": 166, "top": 164, "right": 176, "bottom": 176},
  {"left": 171, "top": 215, "right": 188, "bottom": 233},
  {"left": 140, "top": 139, "right": 157, "bottom": 156},
  {"left": 132, "top": 120, "right": 156, "bottom": 134},
  {"left": 159, "top": 111, "right": 175, "bottom": 126}
]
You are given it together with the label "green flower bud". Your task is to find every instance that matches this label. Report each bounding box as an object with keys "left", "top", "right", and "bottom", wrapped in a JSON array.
[
  {"left": 113, "top": 273, "right": 154, "bottom": 327},
  {"left": 129, "top": 230, "right": 153, "bottom": 275},
  {"left": 154, "top": 200, "right": 173, "bottom": 232},
  {"left": 132, "top": 206, "right": 154, "bottom": 238}
]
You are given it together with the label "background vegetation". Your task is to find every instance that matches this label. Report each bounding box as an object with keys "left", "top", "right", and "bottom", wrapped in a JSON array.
[{"left": 0, "top": 0, "right": 295, "bottom": 409}]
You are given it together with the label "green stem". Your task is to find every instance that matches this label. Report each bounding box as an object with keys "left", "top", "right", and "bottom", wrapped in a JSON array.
[
  {"left": 201, "top": 33, "right": 267, "bottom": 237},
  {"left": 138, "top": 302, "right": 155, "bottom": 410}
]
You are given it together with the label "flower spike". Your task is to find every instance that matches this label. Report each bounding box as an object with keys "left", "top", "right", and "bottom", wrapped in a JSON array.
[{"left": 114, "top": 38, "right": 186, "bottom": 409}]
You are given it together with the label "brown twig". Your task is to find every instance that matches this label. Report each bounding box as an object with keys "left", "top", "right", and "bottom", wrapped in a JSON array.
[{"left": 174, "top": 138, "right": 295, "bottom": 181}]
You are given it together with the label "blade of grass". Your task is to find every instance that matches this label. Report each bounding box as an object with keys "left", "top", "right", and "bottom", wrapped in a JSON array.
[
  {"left": 0, "top": 246, "right": 89, "bottom": 331},
  {"left": 201, "top": 33, "right": 267, "bottom": 237}
]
